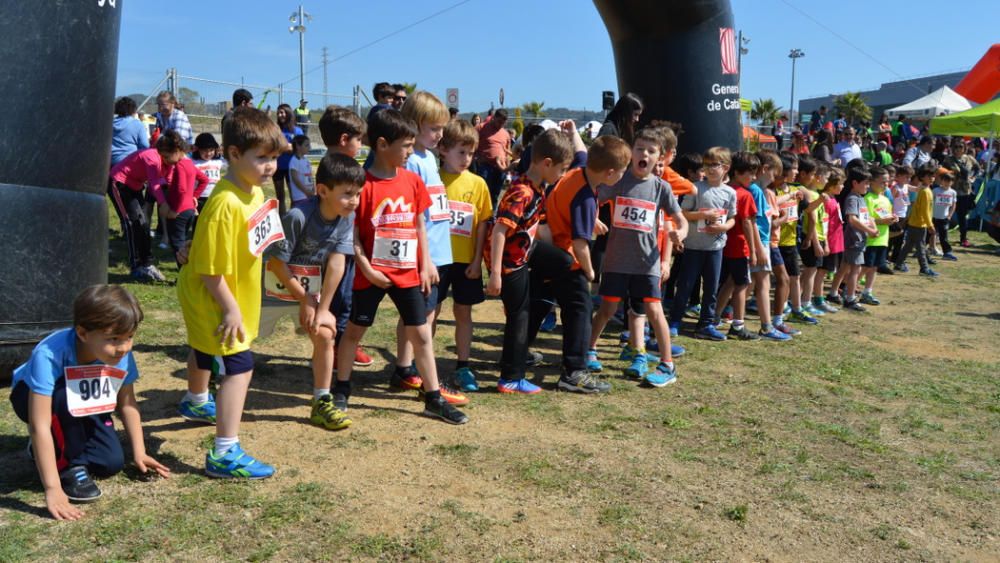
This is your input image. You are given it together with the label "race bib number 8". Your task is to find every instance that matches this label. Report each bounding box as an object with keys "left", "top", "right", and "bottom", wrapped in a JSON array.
[
  {"left": 372, "top": 228, "right": 418, "bottom": 269},
  {"left": 248, "top": 199, "right": 286, "bottom": 257},
  {"left": 612, "top": 197, "right": 656, "bottom": 233},
  {"left": 449, "top": 201, "right": 474, "bottom": 237},
  {"left": 264, "top": 263, "right": 321, "bottom": 301},
  {"left": 427, "top": 185, "right": 450, "bottom": 223},
  {"left": 65, "top": 365, "right": 127, "bottom": 417}
]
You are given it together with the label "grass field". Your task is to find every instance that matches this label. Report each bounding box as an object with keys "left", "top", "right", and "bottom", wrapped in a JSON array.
[{"left": 1, "top": 202, "right": 998, "bottom": 561}]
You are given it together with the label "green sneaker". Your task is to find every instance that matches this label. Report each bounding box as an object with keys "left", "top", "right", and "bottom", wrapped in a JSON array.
[{"left": 310, "top": 394, "right": 352, "bottom": 430}]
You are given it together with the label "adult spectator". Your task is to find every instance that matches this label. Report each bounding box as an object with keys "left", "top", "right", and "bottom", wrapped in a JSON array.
[
  {"left": 221, "top": 88, "right": 253, "bottom": 131},
  {"left": 274, "top": 103, "right": 303, "bottom": 216},
  {"left": 811, "top": 129, "right": 836, "bottom": 164},
  {"left": 110, "top": 96, "right": 149, "bottom": 166},
  {"left": 294, "top": 99, "right": 311, "bottom": 134},
  {"left": 903, "top": 136, "right": 934, "bottom": 168},
  {"left": 877, "top": 115, "right": 893, "bottom": 146},
  {"left": 790, "top": 131, "right": 810, "bottom": 155},
  {"left": 872, "top": 141, "right": 893, "bottom": 166},
  {"left": 154, "top": 91, "right": 194, "bottom": 144},
  {"left": 475, "top": 108, "right": 511, "bottom": 204},
  {"left": 391, "top": 84, "right": 407, "bottom": 110},
  {"left": 367, "top": 82, "right": 395, "bottom": 122},
  {"left": 774, "top": 115, "right": 785, "bottom": 150},
  {"left": 598, "top": 92, "right": 643, "bottom": 144},
  {"left": 470, "top": 113, "right": 482, "bottom": 130},
  {"left": 833, "top": 127, "right": 863, "bottom": 167},
  {"left": 448, "top": 107, "right": 459, "bottom": 121},
  {"left": 943, "top": 139, "right": 982, "bottom": 248},
  {"left": 832, "top": 113, "right": 848, "bottom": 131},
  {"left": 809, "top": 105, "right": 827, "bottom": 134}
]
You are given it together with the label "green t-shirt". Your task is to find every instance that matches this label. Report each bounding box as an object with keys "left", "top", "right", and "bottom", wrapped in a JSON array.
[{"left": 864, "top": 191, "right": 893, "bottom": 247}]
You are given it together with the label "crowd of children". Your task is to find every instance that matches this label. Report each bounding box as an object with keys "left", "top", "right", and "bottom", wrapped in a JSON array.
[{"left": 10, "top": 92, "right": 991, "bottom": 519}]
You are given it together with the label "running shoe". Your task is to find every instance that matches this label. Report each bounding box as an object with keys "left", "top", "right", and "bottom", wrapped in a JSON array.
[
  {"left": 942, "top": 252, "right": 958, "bottom": 261},
  {"left": 804, "top": 303, "right": 825, "bottom": 317},
  {"left": 557, "top": 369, "right": 610, "bottom": 394},
  {"left": 825, "top": 293, "right": 843, "bottom": 305},
  {"left": 919, "top": 268, "right": 940, "bottom": 278},
  {"left": 418, "top": 385, "right": 469, "bottom": 406},
  {"left": 178, "top": 397, "right": 216, "bottom": 424},
  {"left": 390, "top": 366, "right": 422, "bottom": 390},
  {"left": 814, "top": 297, "right": 839, "bottom": 313},
  {"left": 727, "top": 324, "right": 760, "bottom": 341},
  {"left": 619, "top": 345, "right": 660, "bottom": 364},
  {"left": 859, "top": 293, "right": 881, "bottom": 306},
  {"left": 453, "top": 367, "right": 479, "bottom": 392},
  {"left": 353, "top": 346, "right": 374, "bottom": 366},
  {"left": 694, "top": 325, "right": 727, "bottom": 341},
  {"left": 960, "top": 239, "right": 971, "bottom": 248},
  {"left": 894, "top": 263, "right": 909, "bottom": 273},
  {"left": 645, "top": 362, "right": 677, "bottom": 387},
  {"left": 843, "top": 300, "right": 867, "bottom": 312},
  {"left": 670, "top": 343, "right": 687, "bottom": 358},
  {"left": 423, "top": 396, "right": 470, "bottom": 424},
  {"left": 669, "top": 321, "right": 680, "bottom": 338},
  {"left": 310, "top": 394, "right": 352, "bottom": 430},
  {"left": 146, "top": 265, "right": 167, "bottom": 282},
  {"left": 927, "top": 257, "right": 938, "bottom": 265},
  {"left": 877, "top": 265, "right": 895, "bottom": 275},
  {"left": 585, "top": 349, "right": 603, "bottom": 372},
  {"left": 539, "top": 310, "right": 557, "bottom": 332},
  {"left": 759, "top": 327, "right": 792, "bottom": 341},
  {"left": 684, "top": 304, "right": 701, "bottom": 319},
  {"left": 130, "top": 266, "right": 155, "bottom": 283},
  {"left": 746, "top": 298, "right": 758, "bottom": 314},
  {"left": 619, "top": 330, "right": 631, "bottom": 343},
  {"left": 205, "top": 444, "right": 275, "bottom": 479},
  {"left": 60, "top": 466, "right": 101, "bottom": 502},
  {"left": 497, "top": 378, "right": 542, "bottom": 395},
  {"left": 526, "top": 350, "right": 544, "bottom": 367},
  {"left": 788, "top": 310, "right": 820, "bottom": 325},
  {"left": 333, "top": 393, "right": 349, "bottom": 412},
  {"left": 775, "top": 323, "right": 801, "bottom": 336},
  {"left": 624, "top": 353, "right": 649, "bottom": 379}
]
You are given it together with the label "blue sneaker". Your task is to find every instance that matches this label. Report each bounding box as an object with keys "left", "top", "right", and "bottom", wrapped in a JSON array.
[
  {"left": 624, "top": 353, "right": 649, "bottom": 379},
  {"left": 178, "top": 396, "right": 216, "bottom": 424},
  {"left": 804, "top": 303, "right": 825, "bottom": 317},
  {"left": 205, "top": 443, "right": 275, "bottom": 479},
  {"left": 539, "top": 310, "right": 557, "bottom": 332},
  {"left": 684, "top": 304, "right": 701, "bottom": 319},
  {"left": 619, "top": 345, "right": 659, "bottom": 364},
  {"left": 453, "top": 367, "right": 479, "bottom": 392},
  {"left": 619, "top": 330, "right": 631, "bottom": 343},
  {"left": 894, "top": 263, "right": 909, "bottom": 273},
  {"left": 942, "top": 252, "right": 958, "bottom": 261},
  {"left": 694, "top": 325, "right": 727, "bottom": 341},
  {"left": 782, "top": 302, "right": 792, "bottom": 315},
  {"left": 645, "top": 362, "right": 677, "bottom": 387},
  {"left": 759, "top": 327, "right": 792, "bottom": 341},
  {"left": 671, "top": 343, "right": 686, "bottom": 358},
  {"left": 775, "top": 323, "right": 801, "bottom": 337},
  {"left": 669, "top": 321, "right": 680, "bottom": 337},
  {"left": 497, "top": 378, "right": 542, "bottom": 394},
  {"left": 746, "top": 298, "right": 758, "bottom": 314},
  {"left": 919, "top": 268, "right": 940, "bottom": 278},
  {"left": 585, "top": 349, "right": 603, "bottom": 372},
  {"left": 788, "top": 310, "right": 820, "bottom": 325}
]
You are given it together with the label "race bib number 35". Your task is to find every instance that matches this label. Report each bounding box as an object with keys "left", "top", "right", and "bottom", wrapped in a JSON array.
[
  {"left": 248, "top": 199, "right": 286, "bottom": 257},
  {"left": 372, "top": 228, "right": 418, "bottom": 269},
  {"left": 449, "top": 201, "right": 474, "bottom": 237},
  {"left": 612, "top": 197, "right": 656, "bottom": 233},
  {"left": 65, "top": 365, "right": 127, "bottom": 417},
  {"left": 264, "top": 263, "right": 321, "bottom": 301},
  {"left": 427, "top": 185, "right": 450, "bottom": 223}
]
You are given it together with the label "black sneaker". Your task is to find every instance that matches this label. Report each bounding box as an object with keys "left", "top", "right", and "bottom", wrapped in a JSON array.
[
  {"left": 526, "top": 350, "right": 544, "bottom": 367},
  {"left": 877, "top": 265, "right": 895, "bottom": 275},
  {"left": 825, "top": 293, "right": 843, "bottom": 305},
  {"left": 727, "top": 325, "right": 760, "bottom": 341},
  {"left": 557, "top": 369, "right": 610, "bottom": 394},
  {"left": 60, "top": 466, "right": 102, "bottom": 502},
  {"left": 843, "top": 300, "right": 867, "bottom": 312},
  {"left": 333, "top": 393, "right": 349, "bottom": 412},
  {"left": 423, "top": 396, "right": 469, "bottom": 425}
]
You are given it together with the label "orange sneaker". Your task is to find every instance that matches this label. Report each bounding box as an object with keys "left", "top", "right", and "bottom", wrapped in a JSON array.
[
  {"left": 353, "top": 346, "right": 374, "bottom": 367},
  {"left": 391, "top": 366, "right": 422, "bottom": 390},
  {"left": 419, "top": 385, "right": 469, "bottom": 406}
]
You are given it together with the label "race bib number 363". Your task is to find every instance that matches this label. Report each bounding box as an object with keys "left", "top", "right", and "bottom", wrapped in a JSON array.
[
  {"left": 248, "top": 199, "right": 286, "bottom": 257},
  {"left": 65, "top": 365, "right": 127, "bottom": 417},
  {"left": 612, "top": 197, "right": 656, "bottom": 233}
]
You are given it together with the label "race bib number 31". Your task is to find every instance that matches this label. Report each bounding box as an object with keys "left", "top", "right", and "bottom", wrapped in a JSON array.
[
  {"left": 427, "top": 185, "right": 450, "bottom": 223},
  {"left": 264, "top": 263, "right": 321, "bottom": 301},
  {"left": 612, "top": 197, "right": 656, "bottom": 233},
  {"left": 65, "top": 365, "right": 127, "bottom": 417},
  {"left": 372, "top": 228, "right": 418, "bottom": 269},
  {"left": 449, "top": 201, "right": 474, "bottom": 237},
  {"left": 248, "top": 199, "right": 286, "bottom": 257}
]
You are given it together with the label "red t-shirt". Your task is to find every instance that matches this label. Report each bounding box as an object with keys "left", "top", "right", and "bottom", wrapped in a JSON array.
[
  {"left": 723, "top": 183, "right": 758, "bottom": 259},
  {"left": 354, "top": 169, "right": 431, "bottom": 290}
]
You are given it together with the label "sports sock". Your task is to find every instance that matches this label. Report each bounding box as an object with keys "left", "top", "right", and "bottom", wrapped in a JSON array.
[
  {"left": 214, "top": 436, "right": 238, "bottom": 456},
  {"left": 733, "top": 320, "right": 745, "bottom": 328},
  {"left": 313, "top": 388, "right": 330, "bottom": 400},
  {"left": 334, "top": 380, "right": 351, "bottom": 398},
  {"left": 774, "top": 314, "right": 784, "bottom": 326},
  {"left": 184, "top": 391, "right": 210, "bottom": 404}
]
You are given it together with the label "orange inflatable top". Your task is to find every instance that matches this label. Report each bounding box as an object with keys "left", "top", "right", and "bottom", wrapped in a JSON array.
[{"left": 955, "top": 44, "right": 1000, "bottom": 104}]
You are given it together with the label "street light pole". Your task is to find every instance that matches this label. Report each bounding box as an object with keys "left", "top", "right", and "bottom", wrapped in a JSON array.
[
  {"left": 289, "top": 5, "right": 312, "bottom": 100},
  {"left": 788, "top": 48, "right": 805, "bottom": 126}
]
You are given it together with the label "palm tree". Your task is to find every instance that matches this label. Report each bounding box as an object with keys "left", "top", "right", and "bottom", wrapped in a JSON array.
[
  {"left": 750, "top": 98, "right": 781, "bottom": 125},
  {"left": 834, "top": 92, "right": 872, "bottom": 125},
  {"left": 401, "top": 82, "right": 417, "bottom": 95},
  {"left": 521, "top": 101, "right": 545, "bottom": 118}
]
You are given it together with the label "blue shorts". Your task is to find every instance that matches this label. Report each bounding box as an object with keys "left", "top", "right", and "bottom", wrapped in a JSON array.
[
  {"left": 769, "top": 246, "right": 785, "bottom": 267},
  {"left": 193, "top": 349, "right": 254, "bottom": 376}
]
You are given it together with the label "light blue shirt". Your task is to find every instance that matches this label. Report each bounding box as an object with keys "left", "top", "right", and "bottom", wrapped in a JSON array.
[
  {"left": 834, "top": 141, "right": 862, "bottom": 167},
  {"left": 749, "top": 182, "right": 771, "bottom": 246},
  {"left": 12, "top": 328, "right": 139, "bottom": 396},
  {"left": 111, "top": 116, "right": 150, "bottom": 165},
  {"left": 406, "top": 149, "right": 453, "bottom": 267}
]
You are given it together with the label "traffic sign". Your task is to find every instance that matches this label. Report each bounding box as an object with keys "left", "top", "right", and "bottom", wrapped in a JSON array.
[{"left": 446, "top": 88, "right": 459, "bottom": 109}]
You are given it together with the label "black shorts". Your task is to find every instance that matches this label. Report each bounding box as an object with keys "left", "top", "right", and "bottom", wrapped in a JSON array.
[
  {"left": 779, "top": 246, "right": 800, "bottom": 276},
  {"left": 350, "top": 285, "right": 426, "bottom": 327},
  {"left": 437, "top": 263, "right": 485, "bottom": 306},
  {"left": 799, "top": 244, "right": 820, "bottom": 268},
  {"left": 820, "top": 251, "right": 842, "bottom": 271},
  {"left": 193, "top": 349, "right": 254, "bottom": 376},
  {"left": 599, "top": 272, "right": 661, "bottom": 302},
  {"left": 720, "top": 256, "right": 751, "bottom": 286},
  {"left": 863, "top": 246, "right": 888, "bottom": 268}
]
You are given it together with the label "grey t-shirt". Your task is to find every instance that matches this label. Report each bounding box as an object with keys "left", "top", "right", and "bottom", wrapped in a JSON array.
[
  {"left": 680, "top": 181, "right": 737, "bottom": 251},
  {"left": 843, "top": 192, "right": 868, "bottom": 250},
  {"left": 598, "top": 173, "right": 680, "bottom": 276}
]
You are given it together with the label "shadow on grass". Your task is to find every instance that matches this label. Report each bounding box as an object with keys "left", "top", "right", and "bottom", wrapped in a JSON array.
[{"left": 955, "top": 311, "right": 1000, "bottom": 321}]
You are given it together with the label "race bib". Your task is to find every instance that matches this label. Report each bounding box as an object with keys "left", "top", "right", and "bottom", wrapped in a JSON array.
[
  {"left": 934, "top": 194, "right": 953, "bottom": 207},
  {"left": 698, "top": 208, "right": 726, "bottom": 233},
  {"left": 65, "top": 365, "right": 127, "bottom": 417},
  {"left": 248, "top": 199, "right": 285, "bottom": 257},
  {"left": 858, "top": 207, "right": 872, "bottom": 225},
  {"left": 372, "top": 227, "right": 418, "bottom": 269},
  {"left": 874, "top": 205, "right": 891, "bottom": 219},
  {"left": 781, "top": 201, "right": 799, "bottom": 221},
  {"left": 612, "top": 197, "right": 656, "bottom": 233},
  {"left": 264, "top": 263, "right": 321, "bottom": 302},
  {"left": 449, "top": 201, "right": 474, "bottom": 237},
  {"left": 427, "top": 185, "right": 450, "bottom": 223}
]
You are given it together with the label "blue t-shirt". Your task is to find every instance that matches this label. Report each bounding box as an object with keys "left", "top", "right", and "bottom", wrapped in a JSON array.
[
  {"left": 277, "top": 126, "right": 304, "bottom": 170},
  {"left": 749, "top": 182, "right": 771, "bottom": 245},
  {"left": 12, "top": 328, "right": 139, "bottom": 396},
  {"left": 406, "top": 149, "right": 453, "bottom": 267},
  {"left": 111, "top": 116, "right": 150, "bottom": 165}
]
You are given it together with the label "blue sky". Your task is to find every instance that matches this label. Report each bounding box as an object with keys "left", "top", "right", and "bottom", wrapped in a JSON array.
[{"left": 117, "top": 0, "right": 997, "bottom": 115}]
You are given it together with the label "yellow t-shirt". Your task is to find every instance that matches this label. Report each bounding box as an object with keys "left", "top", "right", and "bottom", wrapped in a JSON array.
[
  {"left": 778, "top": 183, "right": 800, "bottom": 247},
  {"left": 907, "top": 186, "right": 934, "bottom": 228},
  {"left": 177, "top": 179, "right": 268, "bottom": 355},
  {"left": 441, "top": 170, "right": 493, "bottom": 264},
  {"left": 802, "top": 188, "right": 827, "bottom": 243}
]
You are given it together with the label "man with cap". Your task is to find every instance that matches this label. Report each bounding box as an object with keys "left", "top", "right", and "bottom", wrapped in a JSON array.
[{"left": 295, "top": 99, "right": 310, "bottom": 134}]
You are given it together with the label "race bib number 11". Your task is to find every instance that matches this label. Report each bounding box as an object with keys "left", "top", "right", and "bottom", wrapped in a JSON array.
[
  {"left": 248, "top": 199, "right": 286, "bottom": 257},
  {"left": 65, "top": 365, "right": 127, "bottom": 417}
]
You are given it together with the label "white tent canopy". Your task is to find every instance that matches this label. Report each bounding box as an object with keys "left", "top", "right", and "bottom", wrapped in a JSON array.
[{"left": 885, "top": 85, "right": 973, "bottom": 119}]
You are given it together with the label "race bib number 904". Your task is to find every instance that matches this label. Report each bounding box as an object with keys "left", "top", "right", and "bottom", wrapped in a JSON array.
[
  {"left": 65, "top": 365, "right": 127, "bottom": 417},
  {"left": 612, "top": 197, "right": 656, "bottom": 233},
  {"left": 248, "top": 199, "right": 286, "bottom": 257}
]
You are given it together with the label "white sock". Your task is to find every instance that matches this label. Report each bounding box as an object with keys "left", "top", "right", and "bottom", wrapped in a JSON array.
[
  {"left": 313, "top": 388, "right": 330, "bottom": 400},
  {"left": 214, "top": 436, "right": 238, "bottom": 455},
  {"left": 733, "top": 320, "right": 745, "bottom": 328},
  {"left": 184, "top": 391, "right": 210, "bottom": 404}
]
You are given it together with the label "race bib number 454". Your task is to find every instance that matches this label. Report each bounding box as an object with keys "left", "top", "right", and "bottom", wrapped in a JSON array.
[
  {"left": 65, "top": 365, "right": 127, "bottom": 417},
  {"left": 612, "top": 197, "right": 656, "bottom": 233},
  {"left": 248, "top": 199, "right": 286, "bottom": 257}
]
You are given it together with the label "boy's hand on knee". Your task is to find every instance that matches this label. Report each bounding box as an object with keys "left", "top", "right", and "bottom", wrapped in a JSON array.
[
  {"left": 136, "top": 454, "right": 171, "bottom": 478},
  {"left": 299, "top": 301, "right": 318, "bottom": 332},
  {"left": 310, "top": 310, "right": 337, "bottom": 335},
  {"left": 45, "top": 489, "right": 83, "bottom": 521}
]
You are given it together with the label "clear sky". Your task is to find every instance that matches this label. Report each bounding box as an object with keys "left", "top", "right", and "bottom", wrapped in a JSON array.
[{"left": 116, "top": 0, "right": 998, "bottom": 115}]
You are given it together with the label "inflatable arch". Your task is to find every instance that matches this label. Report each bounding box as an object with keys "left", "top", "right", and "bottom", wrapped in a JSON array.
[{"left": 955, "top": 44, "right": 1000, "bottom": 104}]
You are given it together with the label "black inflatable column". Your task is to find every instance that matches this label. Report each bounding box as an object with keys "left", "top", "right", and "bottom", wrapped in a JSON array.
[
  {"left": 594, "top": 0, "right": 741, "bottom": 153},
  {"left": 0, "top": 1, "right": 123, "bottom": 371}
]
